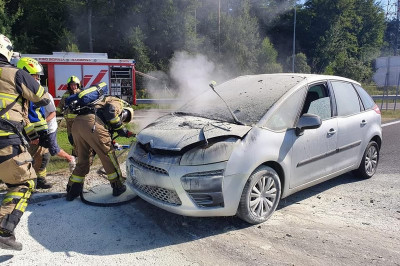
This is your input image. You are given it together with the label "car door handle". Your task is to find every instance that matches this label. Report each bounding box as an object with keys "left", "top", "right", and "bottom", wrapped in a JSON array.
[
  {"left": 361, "top": 120, "right": 367, "bottom": 126},
  {"left": 327, "top": 128, "right": 336, "bottom": 135}
]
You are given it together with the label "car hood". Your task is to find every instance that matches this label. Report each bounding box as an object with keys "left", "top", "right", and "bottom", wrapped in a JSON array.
[{"left": 137, "top": 114, "right": 252, "bottom": 151}]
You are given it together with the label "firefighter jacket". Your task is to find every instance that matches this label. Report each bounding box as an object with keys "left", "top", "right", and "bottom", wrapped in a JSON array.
[
  {"left": 0, "top": 59, "right": 49, "bottom": 147},
  {"left": 86, "top": 96, "right": 131, "bottom": 136},
  {"left": 56, "top": 89, "right": 81, "bottom": 135}
]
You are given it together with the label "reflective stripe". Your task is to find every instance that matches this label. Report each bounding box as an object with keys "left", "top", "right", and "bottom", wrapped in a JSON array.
[
  {"left": 27, "top": 180, "right": 35, "bottom": 190},
  {"left": 36, "top": 85, "right": 44, "bottom": 97},
  {"left": 38, "top": 169, "right": 47, "bottom": 178},
  {"left": 78, "top": 82, "right": 106, "bottom": 98},
  {"left": 1, "top": 192, "right": 25, "bottom": 204},
  {"left": 78, "top": 87, "right": 97, "bottom": 98},
  {"left": 0, "top": 93, "right": 23, "bottom": 120},
  {"left": 69, "top": 174, "right": 84, "bottom": 183},
  {"left": 66, "top": 113, "right": 78, "bottom": 119},
  {"left": 0, "top": 92, "right": 18, "bottom": 101},
  {"left": 108, "top": 151, "right": 122, "bottom": 179},
  {"left": 107, "top": 172, "right": 118, "bottom": 181},
  {"left": 0, "top": 130, "right": 14, "bottom": 136},
  {"left": 16, "top": 198, "right": 28, "bottom": 212},
  {"left": 24, "top": 124, "right": 35, "bottom": 134},
  {"left": 109, "top": 116, "right": 120, "bottom": 124}
]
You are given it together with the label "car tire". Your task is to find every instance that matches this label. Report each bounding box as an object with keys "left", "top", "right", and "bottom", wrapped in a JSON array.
[
  {"left": 355, "top": 140, "right": 379, "bottom": 179},
  {"left": 237, "top": 166, "right": 281, "bottom": 224}
]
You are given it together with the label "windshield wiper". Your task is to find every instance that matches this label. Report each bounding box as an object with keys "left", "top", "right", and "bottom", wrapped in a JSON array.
[{"left": 209, "top": 82, "right": 244, "bottom": 125}]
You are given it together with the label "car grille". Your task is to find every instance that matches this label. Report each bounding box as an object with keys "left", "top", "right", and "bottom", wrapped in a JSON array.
[
  {"left": 129, "top": 157, "right": 168, "bottom": 175},
  {"left": 130, "top": 177, "right": 182, "bottom": 205}
]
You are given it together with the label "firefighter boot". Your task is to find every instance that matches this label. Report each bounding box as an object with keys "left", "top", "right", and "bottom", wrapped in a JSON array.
[
  {"left": 66, "top": 182, "right": 83, "bottom": 201},
  {"left": 0, "top": 229, "right": 22, "bottom": 251},
  {"left": 111, "top": 182, "right": 126, "bottom": 197},
  {"left": 36, "top": 177, "right": 52, "bottom": 189}
]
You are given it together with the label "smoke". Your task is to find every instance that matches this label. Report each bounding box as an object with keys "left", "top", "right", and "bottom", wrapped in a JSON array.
[
  {"left": 169, "top": 51, "right": 217, "bottom": 101},
  {"left": 135, "top": 51, "right": 235, "bottom": 131}
]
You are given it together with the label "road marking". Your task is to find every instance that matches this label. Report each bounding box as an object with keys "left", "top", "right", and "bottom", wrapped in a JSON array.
[{"left": 382, "top": 120, "right": 400, "bottom": 127}]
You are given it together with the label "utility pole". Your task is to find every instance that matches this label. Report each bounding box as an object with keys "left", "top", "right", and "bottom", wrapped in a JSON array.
[
  {"left": 396, "top": 0, "right": 400, "bottom": 55},
  {"left": 87, "top": 0, "right": 93, "bottom": 52},
  {"left": 292, "top": 1, "right": 297, "bottom": 73},
  {"left": 218, "top": 0, "right": 221, "bottom": 54}
]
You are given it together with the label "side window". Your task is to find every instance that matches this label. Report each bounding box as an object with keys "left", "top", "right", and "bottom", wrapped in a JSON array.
[
  {"left": 331, "top": 81, "right": 361, "bottom": 116},
  {"left": 354, "top": 84, "right": 375, "bottom": 110},
  {"left": 301, "top": 83, "right": 332, "bottom": 120},
  {"left": 264, "top": 86, "right": 306, "bottom": 131}
]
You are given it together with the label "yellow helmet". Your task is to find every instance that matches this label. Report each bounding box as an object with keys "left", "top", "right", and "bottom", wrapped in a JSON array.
[
  {"left": 67, "top": 75, "right": 81, "bottom": 89},
  {"left": 17, "top": 57, "right": 44, "bottom": 75},
  {"left": 0, "top": 34, "right": 14, "bottom": 62},
  {"left": 121, "top": 107, "right": 134, "bottom": 123}
]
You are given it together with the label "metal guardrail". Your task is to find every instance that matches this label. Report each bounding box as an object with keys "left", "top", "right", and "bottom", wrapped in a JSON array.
[
  {"left": 137, "top": 96, "right": 399, "bottom": 105},
  {"left": 136, "top": 99, "right": 182, "bottom": 105},
  {"left": 372, "top": 95, "right": 400, "bottom": 100}
]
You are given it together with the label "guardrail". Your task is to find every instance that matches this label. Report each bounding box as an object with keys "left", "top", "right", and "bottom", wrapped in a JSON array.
[
  {"left": 372, "top": 95, "right": 400, "bottom": 100},
  {"left": 136, "top": 99, "right": 182, "bottom": 105},
  {"left": 137, "top": 96, "right": 400, "bottom": 105}
]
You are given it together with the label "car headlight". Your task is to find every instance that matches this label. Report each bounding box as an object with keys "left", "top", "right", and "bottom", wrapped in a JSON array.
[{"left": 180, "top": 138, "right": 238, "bottom": 166}]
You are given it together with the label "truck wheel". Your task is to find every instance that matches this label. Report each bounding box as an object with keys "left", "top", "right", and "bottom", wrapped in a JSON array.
[
  {"left": 355, "top": 140, "right": 379, "bottom": 179},
  {"left": 237, "top": 166, "right": 281, "bottom": 224}
]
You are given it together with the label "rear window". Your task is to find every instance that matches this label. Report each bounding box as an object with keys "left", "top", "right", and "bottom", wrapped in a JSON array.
[
  {"left": 354, "top": 84, "right": 375, "bottom": 110},
  {"left": 331, "top": 81, "right": 361, "bottom": 116}
]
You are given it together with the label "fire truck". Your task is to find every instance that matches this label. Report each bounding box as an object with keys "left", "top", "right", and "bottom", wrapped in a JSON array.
[{"left": 13, "top": 52, "right": 136, "bottom": 105}]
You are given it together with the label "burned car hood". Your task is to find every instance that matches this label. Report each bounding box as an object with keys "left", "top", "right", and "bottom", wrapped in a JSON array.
[{"left": 137, "top": 114, "right": 252, "bottom": 151}]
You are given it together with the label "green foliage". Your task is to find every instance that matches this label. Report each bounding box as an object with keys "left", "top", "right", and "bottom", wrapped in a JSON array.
[
  {"left": 259, "top": 37, "right": 282, "bottom": 73},
  {"left": 1, "top": 0, "right": 388, "bottom": 83},
  {"left": 286, "top": 53, "right": 311, "bottom": 73},
  {"left": 219, "top": 0, "right": 262, "bottom": 74}
]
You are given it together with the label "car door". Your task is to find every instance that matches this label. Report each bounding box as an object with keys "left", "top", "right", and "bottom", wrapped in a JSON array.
[
  {"left": 330, "top": 81, "right": 364, "bottom": 170},
  {"left": 290, "top": 82, "right": 338, "bottom": 188}
]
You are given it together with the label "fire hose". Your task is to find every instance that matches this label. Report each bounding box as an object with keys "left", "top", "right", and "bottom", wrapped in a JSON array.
[{"left": 80, "top": 141, "right": 138, "bottom": 207}]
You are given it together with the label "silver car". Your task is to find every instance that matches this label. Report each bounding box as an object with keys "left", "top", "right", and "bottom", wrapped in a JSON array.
[{"left": 126, "top": 74, "right": 382, "bottom": 224}]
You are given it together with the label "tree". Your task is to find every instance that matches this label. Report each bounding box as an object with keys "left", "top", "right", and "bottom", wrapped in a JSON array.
[
  {"left": 259, "top": 37, "right": 282, "bottom": 73},
  {"left": 294, "top": 0, "right": 385, "bottom": 80},
  {"left": 219, "top": 0, "right": 262, "bottom": 74},
  {"left": 286, "top": 52, "right": 311, "bottom": 73}
]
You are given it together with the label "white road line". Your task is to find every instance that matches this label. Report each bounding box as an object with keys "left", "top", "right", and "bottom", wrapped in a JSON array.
[{"left": 382, "top": 120, "right": 400, "bottom": 127}]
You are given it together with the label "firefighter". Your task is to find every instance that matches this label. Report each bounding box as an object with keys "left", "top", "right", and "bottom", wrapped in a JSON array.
[
  {"left": 0, "top": 34, "right": 50, "bottom": 250},
  {"left": 66, "top": 83, "right": 134, "bottom": 201},
  {"left": 17, "top": 57, "right": 52, "bottom": 189},
  {"left": 56, "top": 75, "right": 81, "bottom": 156}
]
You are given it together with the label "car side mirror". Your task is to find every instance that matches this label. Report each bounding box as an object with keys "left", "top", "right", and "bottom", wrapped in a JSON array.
[{"left": 295, "top": 113, "right": 322, "bottom": 136}]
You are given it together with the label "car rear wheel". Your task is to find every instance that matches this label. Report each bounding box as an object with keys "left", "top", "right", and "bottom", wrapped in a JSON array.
[
  {"left": 355, "top": 140, "right": 379, "bottom": 179},
  {"left": 237, "top": 166, "right": 281, "bottom": 224}
]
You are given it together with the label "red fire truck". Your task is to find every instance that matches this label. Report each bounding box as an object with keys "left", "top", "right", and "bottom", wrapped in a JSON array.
[{"left": 14, "top": 52, "right": 136, "bottom": 105}]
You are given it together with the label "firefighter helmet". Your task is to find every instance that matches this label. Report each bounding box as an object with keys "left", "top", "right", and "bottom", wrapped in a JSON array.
[
  {"left": 0, "top": 34, "right": 14, "bottom": 62},
  {"left": 67, "top": 75, "right": 81, "bottom": 90},
  {"left": 121, "top": 107, "right": 134, "bottom": 123},
  {"left": 16, "top": 57, "right": 44, "bottom": 75}
]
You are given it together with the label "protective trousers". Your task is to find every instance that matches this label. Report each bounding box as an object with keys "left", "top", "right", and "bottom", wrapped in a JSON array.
[
  {"left": 28, "top": 144, "right": 49, "bottom": 178},
  {"left": 0, "top": 145, "right": 36, "bottom": 233},
  {"left": 68, "top": 114, "right": 124, "bottom": 191}
]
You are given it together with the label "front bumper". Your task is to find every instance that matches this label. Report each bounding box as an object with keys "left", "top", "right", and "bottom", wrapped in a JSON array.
[{"left": 125, "top": 147, "right": 243, "bottom": 217}]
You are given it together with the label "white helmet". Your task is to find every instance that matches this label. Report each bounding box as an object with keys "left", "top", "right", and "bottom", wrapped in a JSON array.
[{"left": 0, "top": 34, "right": 14, "bottom": 62}]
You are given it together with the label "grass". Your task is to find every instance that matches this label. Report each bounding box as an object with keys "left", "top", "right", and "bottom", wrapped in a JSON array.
[{"left": 381, "top": 110, "right": 400, "bottom": 123}]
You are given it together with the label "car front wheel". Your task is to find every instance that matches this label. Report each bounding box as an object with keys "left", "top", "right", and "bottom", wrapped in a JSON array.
[
  {"left": 237, "top": 166, "right": 281, "bottom": 224},
  {"left": 355, "top": 140, "right": 379, "bottom": 179}
]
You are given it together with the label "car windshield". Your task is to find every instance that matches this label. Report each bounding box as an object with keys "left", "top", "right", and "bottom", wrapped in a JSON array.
[{"left": 177, "top": 74, "right": 305, "bottom": 125}]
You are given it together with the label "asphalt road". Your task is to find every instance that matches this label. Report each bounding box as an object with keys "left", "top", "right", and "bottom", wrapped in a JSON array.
[{"left": 1, "top": 121, "right": 400, "bottom": 265}]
